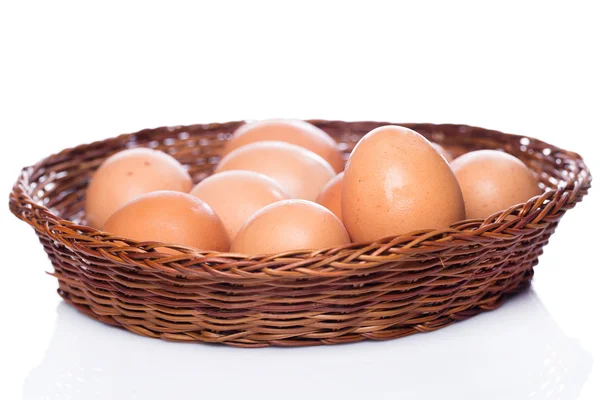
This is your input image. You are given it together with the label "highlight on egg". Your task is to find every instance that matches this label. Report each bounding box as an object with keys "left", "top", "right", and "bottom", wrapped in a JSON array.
[{"left": 431, "top": 142, "right": 453, "bottom": 162}]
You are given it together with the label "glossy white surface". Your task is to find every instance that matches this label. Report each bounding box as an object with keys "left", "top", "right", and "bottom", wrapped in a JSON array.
[
  {"left": 1, "top": 1, "right": 598, "bottom": 399},
  {"left": 22, "top": 288, "right": 597, "bottom": 400}
]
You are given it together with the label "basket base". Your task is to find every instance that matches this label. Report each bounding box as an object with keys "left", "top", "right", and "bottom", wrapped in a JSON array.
[{"left": 55, "top": 267, "right": 534, "bottom": 348}]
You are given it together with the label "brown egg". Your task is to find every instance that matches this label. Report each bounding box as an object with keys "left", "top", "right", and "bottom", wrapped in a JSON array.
[
  {"left": 315, "top": 172, "right": 344, "bottom": 222},
  {"left": 190, "top": 170, "right": 289, "bottom": 241},
  {"left": 450, "top": 150, "right": 541, "bottom": 219},
  {"left": 85, "top": 148, "right": 192, "bottom": 228},
  {"left": 102, "top": 191, "right": 229, "bottom": 253},
  {"left": 342, "top": 125, "right": 466, "bottom": 242},
  {"left": 224, "top": 119, "right": 345, "bottom": 172},
  {"left": 231, "top": 199, "right": 350, "bottom": 255},
  {"left": 431, "top": 142, "right": 453, "bottom": 162},
  {"left": 215, "top": 141, "right": 336, "bottom": 201}
]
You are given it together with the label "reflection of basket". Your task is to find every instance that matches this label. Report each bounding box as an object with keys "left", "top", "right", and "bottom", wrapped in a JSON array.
[
  {"left": 24, "top": 293, "right": 592, "bottom": 399},
  {"left": 9, "top": 121, "right": 591, "bottom": 347}
]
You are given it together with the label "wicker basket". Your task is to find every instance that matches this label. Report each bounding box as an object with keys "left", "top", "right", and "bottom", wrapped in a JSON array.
[{"left": 9, "top": 120, "right": 591, "bottom": 348}]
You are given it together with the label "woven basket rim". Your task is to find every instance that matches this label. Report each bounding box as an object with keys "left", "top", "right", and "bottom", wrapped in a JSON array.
[{"left": 9, "top": 120, "right": 592, "bottom": 279}]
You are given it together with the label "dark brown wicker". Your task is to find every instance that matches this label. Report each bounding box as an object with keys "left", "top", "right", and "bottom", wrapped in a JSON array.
[{"left": 9, "top": 121, "right": 591, "bottom": 348}]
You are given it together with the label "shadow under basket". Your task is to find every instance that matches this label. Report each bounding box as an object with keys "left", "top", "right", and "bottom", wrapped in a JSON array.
[{"left": 9, "top": 121, "right": 592, "bottom": 348}]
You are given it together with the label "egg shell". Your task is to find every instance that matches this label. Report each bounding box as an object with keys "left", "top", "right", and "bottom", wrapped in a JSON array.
[
  {"left": 190, "top": 170, "right": 289, "bottom": 241},
  {"left": 450, "top": 149, "right": 541, "bottom": 219},
  {"left": 231, "top": 199, "right": 350, "bottom": 255},
  {"left": 85, "top": 148, "right": 192, "bottom": 228},
  {"left": 342, "top": 125, "right": 466, "bottom": 242},
  {"left": 315, "top": 172, "right": 344, "bottom": 222},
  {"left": 102, "top": 191, "right": 229, "bottom": 253},
  {"left": 431, "top": 142, "right": 454, "bottom": 162},
  {"left": 215, "top": 141, "right": 336, "bottom": 201},
  {"left": 224, "top": 119, "right": 345, "bottom": 172}
]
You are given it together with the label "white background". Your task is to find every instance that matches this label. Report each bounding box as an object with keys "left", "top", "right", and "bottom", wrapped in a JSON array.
[{"left": 1, "top": 1, "right": 599, "bottom": 399}]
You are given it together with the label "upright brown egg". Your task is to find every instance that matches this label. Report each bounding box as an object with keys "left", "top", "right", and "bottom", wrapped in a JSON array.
[
  {"left": 224, "top": 119, "right": 345, "bottom": 172},
  {"left": 102, "top": 191, "right": 229, "bottom": 252},
  {"left": 342, "top": 125, "right": 466, "bottom": 242},
  {"left": 450, "top": 150, "right": 541, "bottom": 219},
  {"left": 231, "top": 199, "right": 350, "bottom": 255},
  {"left": 215, "top": 141, "right": 335, "bottom": 201},
  {"left": 190, "top": 170, "right": 289, "bottom": 241},
  {"left": 316, "top": 172, "right": 344, "bottom": 222},
  {"left": 85, "top": 148, "right": 192, "bottom": 228}
]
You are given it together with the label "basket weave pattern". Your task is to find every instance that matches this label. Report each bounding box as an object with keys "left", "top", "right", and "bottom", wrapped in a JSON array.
[{"left": 9, "top": 121, "right": 591, "bottom": 347}]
